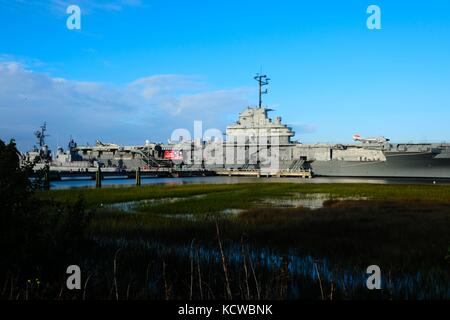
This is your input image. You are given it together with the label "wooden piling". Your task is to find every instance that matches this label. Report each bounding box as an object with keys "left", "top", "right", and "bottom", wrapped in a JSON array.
[
  {"left": 96, "top": 167, "right": 102, "bottom": 188},
  {"left": 44, "top": 165, "right": 50, "bottom": 190},
  {"left": 136, "top": 167, "right": 141, "bottom": 186}
]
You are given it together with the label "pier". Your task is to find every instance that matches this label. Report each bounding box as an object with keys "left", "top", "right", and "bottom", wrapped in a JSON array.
[
  {"left": 32, "top": 167, "right": 313, "bottom": 189},
  {"left": 32, "top": 167, "right": 216, "bottom": 183}
]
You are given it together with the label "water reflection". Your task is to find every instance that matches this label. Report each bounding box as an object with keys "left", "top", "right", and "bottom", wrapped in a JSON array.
[
  {"left": 97, "top": 237, "right": 450, "bottom": 299},
  {"left": 105, "top": 194, "right": 206, "bottom": 213},
  {"left": 261, "top": 193, "right": 369, "bottom": 209},
  {"left": 51, "top": 176, "right": 450, "bottom": 189}
]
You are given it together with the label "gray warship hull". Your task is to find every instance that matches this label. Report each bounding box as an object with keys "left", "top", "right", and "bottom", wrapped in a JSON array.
[{"left": 310, "top": 149, "right": 450, "bottom": 178}]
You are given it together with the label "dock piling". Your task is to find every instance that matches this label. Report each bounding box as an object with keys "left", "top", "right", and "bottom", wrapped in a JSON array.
[
  {"left": 96, "top": 167, "right": 102, "bottom": 188},
  {"left": 136, "top": 167, "right": 141, "bottom": 186},
  {"left": 44, "top": 165, "right": 50, "bottom": 190}
]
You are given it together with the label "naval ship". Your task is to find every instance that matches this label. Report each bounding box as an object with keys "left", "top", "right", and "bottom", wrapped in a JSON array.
[
  {"left": 23, "top": 75, "right": 450, "bottom": 179},
  {"left": 220, "top": 74, "right": 450, "bottom": 178},
  {"left": 299, "top": 139, "right": 450, "bottom": 178},
  {"left": 23, "top": 123, "right": 172, "bottom": 173}
]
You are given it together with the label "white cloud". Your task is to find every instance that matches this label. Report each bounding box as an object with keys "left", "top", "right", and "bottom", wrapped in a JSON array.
[
  {"left": 129, "top": 74, "right": 202, "bottom": 99},
  {"left": 0, "top": 61, "right": 252, "bottom": 151},
  {"left": 161, "top": 89, "right": 252, "bottom": 116}
]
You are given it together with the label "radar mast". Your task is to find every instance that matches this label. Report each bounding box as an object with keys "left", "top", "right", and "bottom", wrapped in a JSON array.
[
  {"left": 254, "top": 73, "right": 270, "bottom": 108},
  {"left": 35, "top": 122, "right": 49, "bottom": 147}
]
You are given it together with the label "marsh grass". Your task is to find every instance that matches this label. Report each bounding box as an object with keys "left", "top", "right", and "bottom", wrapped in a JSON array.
[
  {"left": 37, "top": 184, "right": 250, "bottom": 206},
  {"left": 29, "top": 182, "right": 450, "bottom": 299},
  {"left": 59, "top": 183, "right": 450, "bottom": 270},
  {"left": 38, "top": 183, "right": 450, "bottom": 206}
]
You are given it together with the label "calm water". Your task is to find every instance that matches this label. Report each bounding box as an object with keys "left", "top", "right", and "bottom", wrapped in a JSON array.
[{"left": 51, "top": 176, "right": 450, "bottom": 189}]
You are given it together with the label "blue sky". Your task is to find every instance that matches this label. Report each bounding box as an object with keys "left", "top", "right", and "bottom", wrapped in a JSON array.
[{"left": 1, "top": 0, "right": 450, "bottom": 151}]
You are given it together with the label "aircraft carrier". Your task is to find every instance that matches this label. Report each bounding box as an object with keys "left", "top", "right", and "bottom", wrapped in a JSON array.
[
  {"left": 220, "top": 108, "right": 450, "bottom": 178},
  {"left": 218, "top": 74, "right": 450, "bottom": 178},
  {"left": 23, "top": 75, "right": 450, "bottom": 179}
]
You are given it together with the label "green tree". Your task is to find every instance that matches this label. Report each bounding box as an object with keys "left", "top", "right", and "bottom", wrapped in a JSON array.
[{"left": 0, "top": 139, "right": 92, "bottom": 285}]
